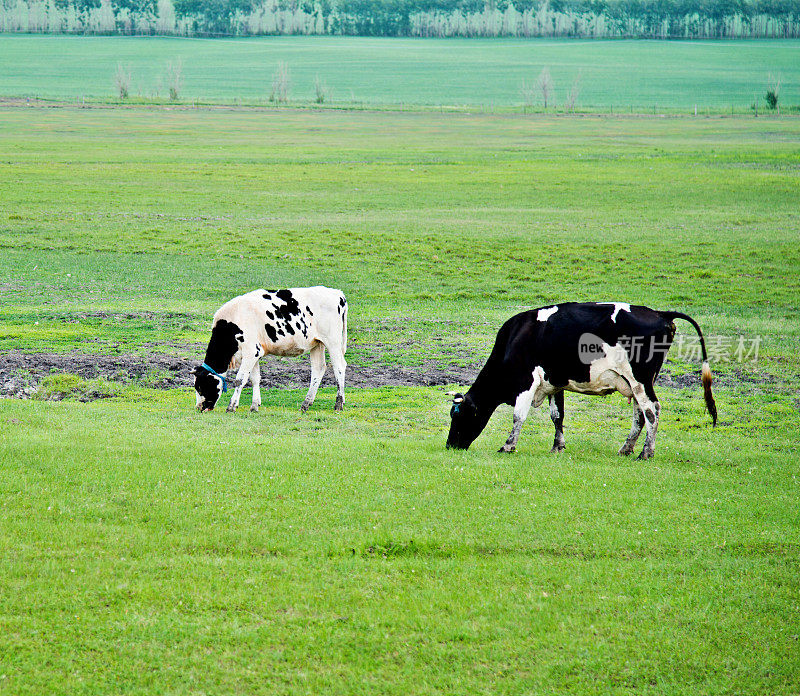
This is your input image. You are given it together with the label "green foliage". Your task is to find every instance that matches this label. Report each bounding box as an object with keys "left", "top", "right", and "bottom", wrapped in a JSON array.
[
  {"left": 269, "top": 60, "right": 290, "bottom": 102},
  {"left": 166, "top": 59, "right": 183, "bottom": 100},
  {"left": 314, "top": 72, "right": 328, "bottom": 103},
  {"left": 765, "top": 73, "right": 781, "bottom": 109},
  {"left": 766, "top": 88, "right": 779, "bottom": 108},
  {"left": 765, "top": 90, "right": 778, "bottom": 109},
  {"left": 113, "top": 61, "right": 132, "bottom": 99}
]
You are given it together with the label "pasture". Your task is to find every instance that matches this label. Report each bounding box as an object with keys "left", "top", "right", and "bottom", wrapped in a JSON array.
[
  {"left": 1, "top": 104, "right": 799, "bottom": 694},
  {"left": 1, "top": 34, "right": 800, "bottom": 109}
]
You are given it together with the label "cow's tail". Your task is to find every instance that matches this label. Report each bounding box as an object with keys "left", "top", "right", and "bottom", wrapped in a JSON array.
[
  {"left": 660, "top": 311, "right": 717, "bottom": 426},
  {"left": 341, "top": 296, "right": 348, "bottom": 354}
]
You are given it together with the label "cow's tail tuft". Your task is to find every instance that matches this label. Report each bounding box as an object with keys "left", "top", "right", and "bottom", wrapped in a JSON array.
[
  {"left": 660, "top": 311, "right": 717, "bottom": 427},
  {"left": 701, "top": 360, "right": 717, "bottom": 426}
]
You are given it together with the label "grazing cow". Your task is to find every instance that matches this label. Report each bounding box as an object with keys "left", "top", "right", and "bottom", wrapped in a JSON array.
[
  {"left": 194, "top": 286, "right": 347, "bottom": 413},
  {"left": 446, "top": 302, "right": 717, "bottom": 459}
]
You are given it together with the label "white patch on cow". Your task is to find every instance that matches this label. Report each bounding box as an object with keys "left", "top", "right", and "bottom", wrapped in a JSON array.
[
  {"left": 537, "top": 306, "right": 559, "bottom": 322},
  {"left": 501, "top": 366, "right": 556, "bottom": 452},
  {"left": 567, "top": 342, "right": 635, "bottom": 397},
  {"left": 598, "top": 302, "right": 631, "bottom": 322},
  {"left": 566, "top": 342, "right": 659, "bottom": 455},
  {"left": 513, "top": 367, "right": 542, "bottom": 418}
]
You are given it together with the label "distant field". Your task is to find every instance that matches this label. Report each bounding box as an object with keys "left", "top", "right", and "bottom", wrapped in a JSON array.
[
  {"left": 1, "top": 35, "right": 799, "bottom": 109},
  {"left": 1, "top": 106, "right": 799, "bottom": 694},
  {"left": 2, "top": 107, "right": 800, "bottom": 358}
]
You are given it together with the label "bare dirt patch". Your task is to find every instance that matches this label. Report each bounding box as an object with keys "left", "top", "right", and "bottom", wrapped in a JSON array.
[
  {"left": 0, "top": 350, "right": 775, "bottom": 401},
  {"left": 0, "top": 349, "right": 481, "bottom": 399},
  {"left": 655, "top": 370, "right": 698, "bottom": 389}
]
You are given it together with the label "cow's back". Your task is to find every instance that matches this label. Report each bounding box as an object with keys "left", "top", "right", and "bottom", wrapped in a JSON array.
[
  {"left": 289, "top": 286, "right": 347, "bottom": 348},
  {"left": 496, "top": 302, "right": 672, "bottom": 390}
]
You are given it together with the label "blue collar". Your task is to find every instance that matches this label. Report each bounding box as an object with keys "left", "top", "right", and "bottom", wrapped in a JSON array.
[{"left": 200, "top": 362, "right": 228, "bottom": 392}]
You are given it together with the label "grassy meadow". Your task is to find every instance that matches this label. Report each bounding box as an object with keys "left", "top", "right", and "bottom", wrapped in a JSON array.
[
  {"left": 1, "top": 34, "right": 800, "bottom": 109},
  {"left": 1, "top": 102, "right": 800, "bottom": 694}
]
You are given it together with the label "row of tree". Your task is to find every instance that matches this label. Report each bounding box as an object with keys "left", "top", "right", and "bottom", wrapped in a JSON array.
[{"left": 2, "top": 0, "right": 799, "bottom": 37}]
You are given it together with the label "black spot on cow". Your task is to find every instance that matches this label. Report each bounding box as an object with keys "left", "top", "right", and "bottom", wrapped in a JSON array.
[
  {"left": 277, "top": 326, "right": 285, "bottom": 337},
  {"left": 339, "top": 297, "right": 346, "bottom": 308},
  {"left": 265, "top": 324, "right": 278, "bottom": 343},
  {"left": 284, "top": 322, "right": 295, "bottom": 336},
  {"left": 265, "top": 309, "right": 274, "bottom": 320},
  {"left": 195, "top": 318, "right": 241, "bottom": 410},
  {"left": 305, "top": 306, "right": 313, "bottom": 316},
  {"left": 204, "top": 319, "right": 241, "bottom": 373},
  {"left": 275, "top": 289, "right": 301, "bottom": 321}
]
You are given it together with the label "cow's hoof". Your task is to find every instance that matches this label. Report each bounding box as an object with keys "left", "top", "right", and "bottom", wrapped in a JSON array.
[
  {"left": 249, "top": 404, "right": 259, "bottom": 413},
  {"left": 498, "top": 446, "right": 515, "bottom": 453},
  {"left": 636, "top": 450, "right": 653, "bottom": 461},
  {"left": 334, "top": 396, "right": 344, "bottom": 411},
  {"left": 300, "top": 402, "right": 310, "bottom": 413},
  {"left": 550, "top": 445, "right": 565, "bottom": 454},
  {"left": 618, "top": 446, "right": 633, "bottom": 456}
]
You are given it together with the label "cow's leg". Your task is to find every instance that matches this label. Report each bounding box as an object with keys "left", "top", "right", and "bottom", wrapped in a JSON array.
[
  {"left": 636, "top": 384, "right": 661, "bottom": 460},
  {"left": 301, "top": 344, "right": 326, "bottom": 412},
  {"left": 618, "top": 402, "right": 645, "bottom": 456},
  {"left": 249, "top": 361, "right": 262, "bottom": 413},
  {"left": 549, "top": 391, "right": 566, "bottom": 453},
  {"left": 227, "top": 352, "right": 259, "bottom": 413},
  {"left": 500, "top": 371, "right": 542, "bottom": 453},
  {"left": 612, "top": 363, "right": 660, "bottom": 459},
  {"left": 328, "top": 345, "right": 347, "bottom": 411}
]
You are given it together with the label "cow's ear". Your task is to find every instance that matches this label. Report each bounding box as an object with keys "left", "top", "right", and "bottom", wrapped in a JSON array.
[{"left": 452, "top": 393, "right": 465, "bottom": 404}]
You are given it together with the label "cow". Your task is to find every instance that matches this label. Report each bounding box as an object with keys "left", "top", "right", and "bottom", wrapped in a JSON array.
[
  {"left": 193, "top": 286, "right": 348, "bottom": 413},
  {"left": 446, "top": 302, "right": 717, "bottom": 459}
]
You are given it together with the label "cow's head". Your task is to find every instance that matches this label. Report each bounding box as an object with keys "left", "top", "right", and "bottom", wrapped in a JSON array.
[
  {"left": 446, "top": 392, "right": 485, "bottom": 450},
  {"left": 193, "top": 365, "right": 225, "bottom": 412}
]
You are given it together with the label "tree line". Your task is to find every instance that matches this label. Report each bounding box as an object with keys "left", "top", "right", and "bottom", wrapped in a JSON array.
[{"left": 2, "top": 0, "right": 799, "bottom": 38}]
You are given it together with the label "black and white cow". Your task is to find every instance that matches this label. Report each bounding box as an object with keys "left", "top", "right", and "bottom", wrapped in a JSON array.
[
  {"left": 446, "top": 302, "right": 717, "bottom": 459},
  {"left": 193, "top": 286, "right": 348, "bottom": 413}
]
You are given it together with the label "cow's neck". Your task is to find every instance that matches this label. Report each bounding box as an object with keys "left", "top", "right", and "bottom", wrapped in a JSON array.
[
  {"left": 202, "top": 349, "right": 230, "bottom": 374},
  {"left": 467, "top": 360, "right": 504, "bottom": 415},
  {"left": 203, "top": 319, "right": 240, "bottom": 374}
]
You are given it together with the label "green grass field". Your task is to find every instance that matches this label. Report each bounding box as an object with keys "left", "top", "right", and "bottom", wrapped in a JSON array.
[
  {"left": 1, "top": 35, "right": 799, "bottom": 109},
  {"left": 1, "top": 103, "right": 799, "bottom": 694}
]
